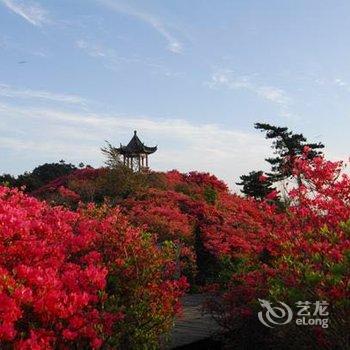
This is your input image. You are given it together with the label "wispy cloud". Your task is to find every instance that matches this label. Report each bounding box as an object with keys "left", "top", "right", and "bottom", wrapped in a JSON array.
[
  {"left": 208, "top": 70, "right": 291, "bottom": 106},
  {"left": 207, "top": 69, "right": 295, "bottom": 118},
  {"left": 76, "top": 39, "right": 180, "bottom": 77},
  {"left": 313, "top": 76, "right": 350, "bottom": 96},
  {"left": 76, "top": 39, "right": 141, "bottom": 71},
  {"left": 257, "top": 86, "right": 289, "bottom": 105},
  {"left": 97, "top": 0, "right": 183, "bottom": 54},
  {"left": 0, "top": 84, "right": 86, "bottom": 105},
  {"left": 0, "top": 0, "right": 50, "bottom": 26},
  {"left": 76, "top": 40, "right": 107, "bottom": 59},
  {"left": 333, "top": 78, "right": 348, "bottom": 87}
]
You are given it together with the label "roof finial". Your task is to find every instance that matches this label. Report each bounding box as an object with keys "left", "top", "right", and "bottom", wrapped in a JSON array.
[{"left": 134, "top": 130, "right": 137, "bottom": 135}]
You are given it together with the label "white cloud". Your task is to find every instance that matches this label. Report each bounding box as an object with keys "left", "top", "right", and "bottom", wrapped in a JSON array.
[
  {"left": 75, "top": 40, "right": 140, "bottom": 71},
  {"left": 333, "top": 78, "right": 348, "bottom": 87},
  {"left": 208, "top": 70, "right": 251, "bottom": 90},
  {"left": 208, "top": 70, "right": 291, "bottom": 107},
  {"left": 0, "top": 84, "right": 86, "bottom": 105},
  {"left": 0, "top": 0, "right": 50, "bottom": 26},
  {"left": 207, "top": 69, "right": 295, "bottom": 119},
  {"left": 76, "top": 40, "right": 108, "bottom": 58},
  {"left": 314, "top": 76, "right": 350, "bottom": 92},
  {"left": 332, "top": 77, "right": 350, "bottom": 94},
  {"left": 97, "top": 0, "right": 183, "bottom": 54},
  {"left": 76, "top": 39, "right": 180, "bottom": 77},
  {"left": 0, "top": 136, "right": 97, "bottom": 157},
  {"left": 257, "top": 86, "right": 289, "bottom": 105},
  {"left": 0, "top": 101, "right": 270, "bottom": 189}
]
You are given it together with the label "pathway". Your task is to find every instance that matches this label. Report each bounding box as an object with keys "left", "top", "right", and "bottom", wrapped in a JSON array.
[{"left": 166, "top": 294, "right": 221, "bottom": 349}]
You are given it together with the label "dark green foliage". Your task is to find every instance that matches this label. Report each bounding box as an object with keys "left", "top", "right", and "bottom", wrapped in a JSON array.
[
  {"left": 31, "top": 160, "right": 76, "bottom": 184},
  {"left": 237, "top": 123, "right": 324, "bottom": 199},
  {"left": 194, "top": 225, "right": 220, "bottom": 285},
  {"left": 254, "top": 123, "right": 324, "bottom": 182},
  {"left": 204, "top": 186, "right": 217, "bottom": 204},
  {"left": 0, "top": 174, "right": 17, "bottom": 187},
  {"left": 236, "top": 170, "right": 275, "bottom": 200},
  {"left": 0, "top": 161, "right": 77, "bottom": 192},
  {"left": 174, "top": 183, "right": 194, "bottom": 197},
  {"left": 94, "top": 166, "right": 147, "bottom": 202},
  {"left": 66, "top": 166, "right": 169, "bottom": 205}
]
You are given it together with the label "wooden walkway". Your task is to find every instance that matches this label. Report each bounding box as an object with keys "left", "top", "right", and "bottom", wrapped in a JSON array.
[{"left": 166, "top": 294, "right": 220, "bottom": 349}]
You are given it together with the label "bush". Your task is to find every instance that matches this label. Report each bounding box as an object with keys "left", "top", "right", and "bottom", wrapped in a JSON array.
[
  {"left": 31, "top": 168, "right": 231, "bottom": 286},
  {"left": 204, "top": 153, "right": 350, "bottom": 349},
  {"left": 0, "top": 186, "right": 187, "bottom": 349}
]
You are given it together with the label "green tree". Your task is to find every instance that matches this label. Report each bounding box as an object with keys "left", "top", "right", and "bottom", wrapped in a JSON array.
[
  {"left": 0, "top": 161, "right": 77, "bottom": 192},
  {"left": 236, "top": 170, "right": 275, "bottom": 200},
  {"left": 31, "top": 161, "right": 76, "bottom": 184},
  {"left": 237, "top": 123, "right": 324, "bottom": 199},
  {"left": 254, "top": 123, "right": 324, "bottom": 184}
]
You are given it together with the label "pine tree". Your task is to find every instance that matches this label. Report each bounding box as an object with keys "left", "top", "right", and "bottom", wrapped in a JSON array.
[
  {"left": 237, "top": 123, "right": 324, "bottom": 199},
  {"left": 254, "top": 123, "right": 324, "bottom": 183},
  {"left": 236, "top": 170, "right": 275, "bottom": 200}
]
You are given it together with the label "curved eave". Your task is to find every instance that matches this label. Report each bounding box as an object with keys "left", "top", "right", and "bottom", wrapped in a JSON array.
[
  {"left": 144, "top": 146, "right": 157, "bottom": 154},
  {"left": 116, "top": 145, "right": 157, "bottom": 155}
]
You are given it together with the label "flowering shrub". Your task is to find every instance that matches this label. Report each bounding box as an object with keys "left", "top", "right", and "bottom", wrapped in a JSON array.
[
  {"left": 28, "top": 157, "right": 350, "bottom": 348},
  {"left": 32, "top": 168, "right": 230, "bottom": 285},
  {"left": 122, "top": 189, "right": 198, "bottom": 284},
  {"left": 0, "top": 186, "right": 110, "bottom": 349},
  {"left": 32, "top": 168, "right": 107, "bottom": 204},
  {"left": 80, "top": 204, "right": 189, "bottom": 349},
  {"left": 204, "top": 153, "right": 350, "bottom": 349},
  {"left": 123, "top": 189, "right": 194, "bottom": 242},
  {"left": 0, "top": 186, "right": 187, "bottom": 349}
]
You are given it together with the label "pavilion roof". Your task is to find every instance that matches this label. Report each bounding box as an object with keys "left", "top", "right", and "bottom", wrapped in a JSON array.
[{"left": 117, "top": 131, "right": 157, "bottom": 155}]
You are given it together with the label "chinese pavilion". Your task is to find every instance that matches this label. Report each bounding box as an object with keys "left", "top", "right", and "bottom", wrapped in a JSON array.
[{"left": 117, "top": 131, "right": 157, "bottom": 171}]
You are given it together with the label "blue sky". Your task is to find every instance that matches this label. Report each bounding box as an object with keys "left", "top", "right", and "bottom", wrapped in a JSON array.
[{"left": 1, "top": 0, "right": 350, "bottom": 189}]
